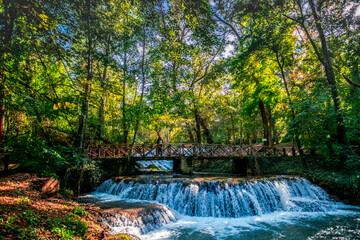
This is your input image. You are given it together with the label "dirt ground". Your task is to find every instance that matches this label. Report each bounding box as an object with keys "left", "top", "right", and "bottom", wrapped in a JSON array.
[{"left": 0, "top": 173, "right": 130, "bottom": 240}]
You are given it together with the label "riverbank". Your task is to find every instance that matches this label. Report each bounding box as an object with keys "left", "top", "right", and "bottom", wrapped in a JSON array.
[
  {"left": 192, "top": 155, "right": 360, "bottom": 205},
  {"left": 263, "top": 156, "right": 360, "bottom": 205},
  {"left": 0, "top": 173, "right": 134, "bottom": 240},
  {"left": 93, "top": 174, "right": 360, "bottom": 239}
]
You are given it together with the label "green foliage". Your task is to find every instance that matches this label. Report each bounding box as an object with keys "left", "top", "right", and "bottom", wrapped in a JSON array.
[
  {"left": 0, "top": 0, "right": 359, "bottom": 181},
  {"left": 265, "top": 155, "right": 360, "bottom": 203},
  {"left": 5, "top": 136, "right": 67, "bottom": 176},
  {"left": 147, "top": 164, "right": 160, "bottom": 171},
  {"left": 1, "top": 212, "right": 38, "bottom": 239},
  {"left": 20, "top": 210, "right": 40, "bottom": 227},
  {"left": 45, "top": 210, "right": 88, "bottom": 239},
  {"left": 17, "top": 196, "right": 31, "bottom": 209}
]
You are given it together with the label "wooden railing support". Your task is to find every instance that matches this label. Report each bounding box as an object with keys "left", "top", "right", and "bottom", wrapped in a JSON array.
[{"left": 86, "top": 144, "right": 305, "bottom": 159}]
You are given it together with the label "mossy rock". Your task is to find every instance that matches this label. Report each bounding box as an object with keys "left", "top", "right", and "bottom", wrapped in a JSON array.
[
  {"left": 108, "top": 233, "right": 140, "bottom": 240},
  {"left": 147, "top": 164, "right": 160, "bottom": 170}
]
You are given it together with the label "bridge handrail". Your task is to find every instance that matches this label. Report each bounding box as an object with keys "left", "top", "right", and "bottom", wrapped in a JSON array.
[{"left": 86, "top": 144, "right": 299, "bottom": 159}]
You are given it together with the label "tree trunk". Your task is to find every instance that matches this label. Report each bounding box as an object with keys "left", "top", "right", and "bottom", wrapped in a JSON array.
[
  {"left": 230, "top": 113, "right": 236, "bottom": 143},
  {"left": 0, "top": 83, "right": 5, "bottom": 145},
  {"left": 258, "top": 100, "right": 272, "bottom": 146},
  {"left": 122, "top": 39, "right": 128, "bottom": 145},
  {"left": 271, "top": 118, "right": 279, "bottom": 144},
  {"left": 252, "top": 129, "right": 258, "bottom": 144},
  {"left": 198, "top": 116, "right": 213, "bottom": 144},
  {"left": 186, "top": 124, "right": 195, "bottom": 143},
  {"left": 307, "top": 0, "right": 349, "bottom": 146},
  {"left": 194, "top": 108, "right": 202, "bottom": 145},
  {"left": 74, "top": 0, "right": 92, "bottom": 151},
  {"left": 275, "top": 51, "right": 307, "bottom": 168},
  {"left": 75, "top": 0, "right": 93, "bottom": 196},
  {"left": 126, "top": 25, "right": 147, "bottom": 173},
  {"left": 0, "top": 1, "right": 16, "bottom": 146},
  {"left": 252, "top": 75, "right": 272, "bottom": 146},
  {"left": 98, "top": 37, "right": 111, "bottom": 140},
  {"left": 99, "top": 97, "right": 105, "bottom": 139},
  {"left": 122, "top": 64, "right": 128, "bottom": 145}
]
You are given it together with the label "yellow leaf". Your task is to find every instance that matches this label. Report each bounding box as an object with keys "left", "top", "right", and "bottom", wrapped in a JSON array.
[
  {"left": 57, "top": 102, "right": 62, "bottom": 108},
  {"left": 53, "top": 104, "right": 58, "bottom": 110},
  {"left": 65, "top": 102, "right": 70, "bottom": 107}
]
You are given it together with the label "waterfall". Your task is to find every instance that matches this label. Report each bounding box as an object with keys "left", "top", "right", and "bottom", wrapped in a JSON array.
[
  {"left": 137, "top": 160, "right": 173, "bottom": 171},
  {"left": 98, "top": 203, "right": 177, "bottom": 235},
  {"left": 95, "top": 177, "right": 335, "bottom": 218}
]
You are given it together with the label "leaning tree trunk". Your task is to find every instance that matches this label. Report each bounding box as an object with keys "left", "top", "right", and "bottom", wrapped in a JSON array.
[
  {"left": 305, "top": 0, "right": 349, "bottom": 147},
  {"left": 275, "top": 50, "right": 307, "bottom": 168}
]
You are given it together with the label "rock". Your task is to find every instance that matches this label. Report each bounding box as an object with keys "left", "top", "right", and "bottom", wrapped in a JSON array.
[
  {"left": 74, "top": 194, "right": 100, "bottom": 203},
  {"left": 41, "top": 178, "right": 60, "bottom": 198}
]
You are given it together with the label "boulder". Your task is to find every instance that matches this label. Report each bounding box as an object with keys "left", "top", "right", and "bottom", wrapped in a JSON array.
[{"left": 41, "top": 178, "right": 60, "bottom": 198}]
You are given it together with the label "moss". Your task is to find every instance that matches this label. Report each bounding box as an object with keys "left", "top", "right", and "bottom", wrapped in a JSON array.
[
  {"left": 193, "top": 159, "right": 232, "bottom": 173},
  {"left": 147, "top": 164, "right": 160, "bottom": 170},
  {"left": 304, "top": 170, "right": 360, "bottom": 205},
  {"left": 264, "top": 155, "right": 360, "bottom": 204},
  {"left": 108, "top": 234, "right": 133, "bottom": 240}
]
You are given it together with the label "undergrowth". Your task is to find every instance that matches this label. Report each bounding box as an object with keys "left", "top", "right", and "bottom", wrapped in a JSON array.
[
  {"left": 0, "top": 206, "right": 89, "bottom": 240},
  {"left": 264, "top": 155, "right": 360, "bottom": 204}
]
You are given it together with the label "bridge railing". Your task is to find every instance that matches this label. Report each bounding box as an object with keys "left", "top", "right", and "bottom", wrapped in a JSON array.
[{"left": 86, "top": 144, "right": 300, "bottom": 159}]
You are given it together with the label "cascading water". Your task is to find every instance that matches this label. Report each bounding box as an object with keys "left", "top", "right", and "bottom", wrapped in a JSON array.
[
  {"left": 137, "top": 160, "right": 173, "bottom": 171},
  {"left": 96, "top": 177, "right": 334, "bottom": 218},
  {"left": 92, "top": 177, "right": 360, "bottom": 239},
  {"left": 96, "top": 199, "right": 177, "bottom": 235}
]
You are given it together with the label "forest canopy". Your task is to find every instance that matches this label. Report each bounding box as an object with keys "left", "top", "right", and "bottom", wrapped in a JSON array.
[{"left": 1, "top": 0, "right": 360, "bottom": 177}]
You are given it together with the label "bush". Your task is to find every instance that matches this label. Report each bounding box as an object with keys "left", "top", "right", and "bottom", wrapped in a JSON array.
[
  {"left": 5, "top": 136, "right": 103, "bottom": 194},
  {"left": 5, "top": 136, "right": 69, "bottom": 177}
]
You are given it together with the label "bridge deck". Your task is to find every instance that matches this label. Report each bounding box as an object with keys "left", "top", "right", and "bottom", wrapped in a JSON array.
[{"left": 86, "top": 144, "right": 300, "bottom": 160}]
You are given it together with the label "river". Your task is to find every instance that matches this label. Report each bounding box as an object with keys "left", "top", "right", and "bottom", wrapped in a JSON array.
[{"left": 91, "top": 174, "right": 360, "bottom": 240}]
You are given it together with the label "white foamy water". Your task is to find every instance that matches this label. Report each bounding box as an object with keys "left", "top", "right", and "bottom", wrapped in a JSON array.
[
  {"left": 96, "top": 177, "right": 337, "bottom": 217},
  {"left": 142, "top": 209, "right": 360, "bottom": 240},
  {"left": 93, "top": 193, "right": 177, "bottom": 235},
  {"left": 137, "top": 160, "right": 173, "bottom": 171},
  {"left": 93, "top": 177, "right": 360, "bottom": 239}
]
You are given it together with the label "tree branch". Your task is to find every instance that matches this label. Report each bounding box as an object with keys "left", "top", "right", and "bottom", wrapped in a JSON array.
[
  {"left": 213, "top": 14, "right": 241, "bottom": 40},
  {"left": 343, "top": 74, "right": 360, "bottom": 88}
]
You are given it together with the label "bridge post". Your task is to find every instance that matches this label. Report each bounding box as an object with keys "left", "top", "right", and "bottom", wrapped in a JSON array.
[{"left": 173, "top": 157, "right": 192, "bottom": 174}]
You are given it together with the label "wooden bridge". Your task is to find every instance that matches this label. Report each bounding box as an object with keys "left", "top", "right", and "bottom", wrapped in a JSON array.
[
  {"left": 86, "top": 144, "right": 300, "bottom": 160},
  {"left": 87, "top": 144, "right": 300, "bottom": 175}
]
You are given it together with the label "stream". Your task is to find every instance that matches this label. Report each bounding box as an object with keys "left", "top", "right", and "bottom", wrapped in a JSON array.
[{"left": 91, "top": 172, "right": 360, "bottom": 239}]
